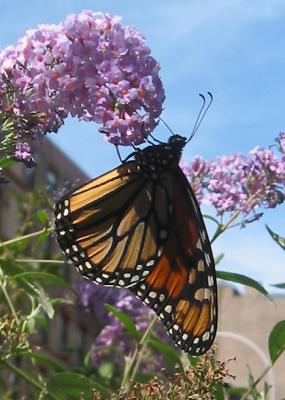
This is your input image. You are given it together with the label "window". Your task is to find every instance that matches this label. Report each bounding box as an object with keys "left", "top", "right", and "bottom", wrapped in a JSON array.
[{"left": 46, "top": 169, "right": 58, "bottom": 194}]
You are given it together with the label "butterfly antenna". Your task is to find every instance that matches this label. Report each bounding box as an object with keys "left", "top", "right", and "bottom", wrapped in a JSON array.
[
  {"left": 159, "top": 116, "right": 176, "bottom": 136},
  {"left": 186, "top": 92, "right": 213, "bottom": 143},
  {"left": 115, "top": 145, "right": 123, "bottom": 163},
  {"left": 149, "top": 132, "right": 163, "bottom": 144}
]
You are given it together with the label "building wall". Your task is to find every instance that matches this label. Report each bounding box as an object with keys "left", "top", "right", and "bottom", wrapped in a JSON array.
[
  {"left": 0, "top": 139, "right": 99, "bottom": 368},
  {"left": 217, "top": 286, "right": 285, "bottom": 399}
]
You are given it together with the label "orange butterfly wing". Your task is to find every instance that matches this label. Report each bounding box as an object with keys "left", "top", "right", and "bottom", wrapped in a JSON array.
[
  {"left": 54, "top": 161, "right": 171, "bottom": 287},
  {"left": 131, "top": 167, "right": 217, "bottom": 355}
]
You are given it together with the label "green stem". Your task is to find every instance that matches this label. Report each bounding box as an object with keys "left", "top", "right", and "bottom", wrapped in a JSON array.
[
  {"left": 211, "top": 189, "right": 266, "bottom": 243},
  {"left": 0, "top": 360, "right": 57, "bottom": 400},
  {"left": 211, "top": 209, "right": 241, "bottom": 243},
  {"left": 1, "top": 281, "right": 19, "bottom": 325},
  {"left": 122, "top": 315, "right": 158, "bottom": 390},
  {"left": 0, "top": 227, "right": 52, "bottom": 249},
  {"left": 240, "top": 365, "right": 271, "bottom": 400},
  {"left": 15, "top": 258, "right": 67, "bottom": 264}
]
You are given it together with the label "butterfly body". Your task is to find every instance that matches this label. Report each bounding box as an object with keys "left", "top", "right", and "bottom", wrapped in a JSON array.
[
  {"left": 134, "top": 134, "right": 187, "bottom": 176},
  {"left": 54, "top": 134, "right": 217, "bottom": 355}
]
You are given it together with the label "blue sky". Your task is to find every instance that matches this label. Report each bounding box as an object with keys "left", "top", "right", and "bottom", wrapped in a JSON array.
[{"left": 1, "top": 0, "right": 284, "bottom": 292}]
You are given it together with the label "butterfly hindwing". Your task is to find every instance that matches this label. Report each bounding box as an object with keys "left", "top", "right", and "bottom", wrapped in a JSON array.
[
  {"left": 54, "top": 161, "right": 172, "bottom": 287},
  {"left": 131, "top": 167, "right": 217, "bottom": 355}
]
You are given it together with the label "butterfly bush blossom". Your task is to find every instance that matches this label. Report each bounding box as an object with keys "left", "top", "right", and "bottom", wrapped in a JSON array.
[
  {"left": 182, "top": 132, "right": 285, "bottom": 219},
  {"left": 77, "top": 282, "right": 168, "bottom": 370},
  {"left": 0, "top": 10, "right": 165, "bottom": 162}
]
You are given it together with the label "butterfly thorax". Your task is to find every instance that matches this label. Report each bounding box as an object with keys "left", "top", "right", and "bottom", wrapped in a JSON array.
[{"left": 134, "top": 134, "right": 187, "bottom": 178}]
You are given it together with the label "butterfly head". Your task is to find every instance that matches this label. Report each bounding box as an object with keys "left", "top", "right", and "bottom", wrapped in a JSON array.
[{"left": 168, "top": 134, "right": 187, "bottom": 150}]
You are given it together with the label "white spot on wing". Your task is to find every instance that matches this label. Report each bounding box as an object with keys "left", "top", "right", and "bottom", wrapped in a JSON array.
[
  {"left": 165, "top": 305, "right": 172, "bottom": 313},
  {"left": 159, "top": 294, "right": 165, "bottom": 302},
  {"left": 208, "top": 275, "right": 214, "bottom": 287},
  {"left": 202, "top": 331, "right": 210, "bottom": 342},
  {"left": 131, "top": 275, "right": 140, "bottom": 282},
  {"left": 196, "top": 238, "right": 202, "bottom": 250}
]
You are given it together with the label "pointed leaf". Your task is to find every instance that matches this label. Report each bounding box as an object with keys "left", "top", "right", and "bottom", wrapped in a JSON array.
[
  {"left": 11, "top": 272, "right": 74, "bottom": 292},
  {"left": 19, "top": 280, "right": 54, "bottom": 318},
  {"left": 148, "top": 336, "right": 182, "bottom": 368},
  {"left": 266, "top": 225, "right": 285, "bottom": 250},
  {"left": 135, "top": 372, "right": 155, "bottom": 384},
  {"left": 33, "top": 284, "right": 54, "bottom": 318},
  {"left": 214, "top": 253, "right": 224, "bottom": 265},
  {"left": 105, "top": 304, "right": 140, "bottom": 340},
  {"left": 217, "top": 270, "right": 271, "bottom": 299},
  {"left": 226, "top": 386, "right": 247, "bottom": 396},
  {"left": 46, "top": 372, "right": 111, "bottom": 399},
  {"left": 271, "top": 283, "right": 285, "bottom": 290},
  {"left": 268, "top": 320, "right": 285, "bottom": 364},
  {"left": 0, "top": 157, "right": 15, "bottom": 169},
  {"left": 21, "top": 351, "right": 65, "bottom": 372},
  {"left": 36, "top": 210, "right": 49, "bottom": 228},
  {"left": 0, "top": 259, "right": 25, "bottom": 276},
  {"left": 203, "top": 214, "right": 221, "bottom": 226},
  {"left": 214, "top": 383, "right": 225, "bottom": 400},
  {"left": 36, "top": 230, "right": 50, "bottom": 246}
]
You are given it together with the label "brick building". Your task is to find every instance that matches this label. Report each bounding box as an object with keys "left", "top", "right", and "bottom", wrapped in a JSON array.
[
  {"left": 0, "top": 139, "right": 99, "bottom": 368},
  {"left": 217, "top": 285, "right": 285, "bottom": 399}
]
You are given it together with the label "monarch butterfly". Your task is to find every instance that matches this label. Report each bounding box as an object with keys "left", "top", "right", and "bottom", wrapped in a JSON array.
[{"left": 54, "top": 103, "right": 217, "bottom": 356}]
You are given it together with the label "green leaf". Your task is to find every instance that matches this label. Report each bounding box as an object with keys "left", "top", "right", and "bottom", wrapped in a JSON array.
[
  {"left": 148, "top": 336, "right": 182, "bottom": 368},
  {"left": 21, "top": 351, "right": 65, "bottom": 372},
  {"left": 98, "top": 362, "right": 114, "bottom": 380},
  {"left": 36, "top": 230, "right": 50, "bottom": 246},
  {"left": 105, "top": 304, "right": 140, "bottom": 340},
  {"left": 0, "top": 259, "right": 25, "bottom": 276},
  {"left": 51, "top": 298, "right": 74, "bottom": 307},
  {"left": 214, "top": 383, "right": 225, "bottom": 400},
  {"left": 135, "top": 372, "right": 155, "bottom": 384},
  {"left": 46, "top": 372, "right": 111, "bottom": 399},
  {"left": 0, "top": 157, "right": 15, "bottom": 169},
  {"left": 2, "top": 118, "right": 14, "bottom": 132},
  {"left": 36, "top": 210, "right": 49, "bottom": 228},
  {"left": 266, "top": 225, "right": 285, "bottom": 250},
  {"left": 225, "top": 386, "right": 247, "bottom": 396},
  {"left": 268, "top": 320, "right": 285, "bottom": 364},
  {"left": 216, "top": 270, "right": 271, "bottom": 299},
  {"left": 271, "top": 283, "right": 285, "bottom": 289},
  {"left": 26, "top": 318, "right": 36, "bottom": 332},
  {"left": 203, "top": 214, "right": 221, "bottom": 226},
  {"left": 11, "top": 272, "right": 74, "bottom": 292},
  {"left": 214, "top": 253, "right": 224, "bottom": 265},
  {"left": 17, "top": 280, "right": 54, "bottom": 318},
  {"left": 33, "top": 284, "right": 54, "bottom": 318}
]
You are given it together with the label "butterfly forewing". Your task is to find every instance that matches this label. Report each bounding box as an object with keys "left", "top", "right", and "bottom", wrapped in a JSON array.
[
  {"left": 54, "top": 161, "right": 172, "bottom": 287},
  {"left": 130, "top": 168, "right": 217, "bottom": 355}
]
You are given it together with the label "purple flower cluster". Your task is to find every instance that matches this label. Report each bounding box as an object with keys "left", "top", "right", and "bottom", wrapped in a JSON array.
[
  {"left": 77, "top": 281, "right": 168, "bottom": 371},
  {"left": 182, "top": 133, "right": 285, "bottom": 217},
  {"left": 14, "top": 142, "right": 35, "bottom": 166},
  {"left": 0, "top": 11, "right": 165, "bottom": 147}
]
